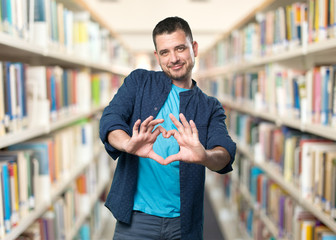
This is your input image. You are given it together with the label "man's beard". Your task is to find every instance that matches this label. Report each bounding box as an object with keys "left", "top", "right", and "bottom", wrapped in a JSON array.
[{"left": 163, "top": 61, "right": 194, "bottom": 81}]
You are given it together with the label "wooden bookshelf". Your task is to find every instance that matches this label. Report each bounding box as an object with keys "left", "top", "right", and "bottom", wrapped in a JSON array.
[
  {"left": 220, "top": 98, "right": 336, "bottom": 141},
  {"left": 3, "top": 143, "right": 101, "bottom": 240},
  {"left": 0, "top": 0, "right": 132, "bottom": 239},
  {"left": 66, "top": 156, "right": 115, "bottom": 240},
  {"left": 239, "top": 183, "right": 287, "bottom": 240},
  {"left": 234, "top": 135, "right": 336, "bottom": 233},
  {"left": 0, "top": 106, "right": 104, "bottom": 149},
  {"left": 198, "top": 0, "right": 336, "bottom": 239},
  {"left": 197, "top": 39, "right": 336, "bottom": 79},
  {"left": 0, "top": 31, "right": 131, "bottom": 74},
  {"left": 205, "top": 170, "right": 249, "bottom": 240}
]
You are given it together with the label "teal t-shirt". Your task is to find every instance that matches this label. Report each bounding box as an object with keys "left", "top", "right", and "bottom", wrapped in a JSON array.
[{"left": 133, "top": 84, "right": 188, "bottom": 217}]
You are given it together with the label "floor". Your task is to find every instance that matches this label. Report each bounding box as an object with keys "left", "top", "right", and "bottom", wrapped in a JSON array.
[
  {"left": 203, "top": 190, "right": 225, "bottom": 240},
  {"left": 99, "top": 189, "right": 225, "bottom": 240}
]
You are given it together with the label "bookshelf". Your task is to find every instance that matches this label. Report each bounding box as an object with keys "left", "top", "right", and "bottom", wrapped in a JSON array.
[
  {"left": 0, "top": 0, "right": 132, "bottom": 239},
  {"left": 198, "top": 0, "right": 336, "bottom": 239}
]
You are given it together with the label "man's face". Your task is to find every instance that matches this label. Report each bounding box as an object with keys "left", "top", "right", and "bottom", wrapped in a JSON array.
[{"left": 154, "top": 30, "right": 198, "bottom": 84}]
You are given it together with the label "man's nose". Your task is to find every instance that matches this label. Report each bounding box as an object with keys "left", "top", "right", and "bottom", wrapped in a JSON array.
[{"left": 170, "top": 52, "right": 180, "bottom": 63}]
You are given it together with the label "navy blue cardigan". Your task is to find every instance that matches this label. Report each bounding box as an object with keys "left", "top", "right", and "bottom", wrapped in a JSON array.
[{"left": 99, "top": 69, "right": 236, "bottom": 240}]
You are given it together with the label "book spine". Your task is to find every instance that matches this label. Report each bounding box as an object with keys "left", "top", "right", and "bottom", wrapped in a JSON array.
[{"left": 2, "top": 164, "right": 11, "bottom": 233}]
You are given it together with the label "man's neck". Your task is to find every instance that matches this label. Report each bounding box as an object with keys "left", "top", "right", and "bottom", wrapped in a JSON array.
[{"left": 172, "top": 79, "right": 193, "bottom": 89}]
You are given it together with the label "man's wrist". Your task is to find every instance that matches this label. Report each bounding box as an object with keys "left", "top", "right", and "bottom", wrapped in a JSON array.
[{"left": 108, "top": 130, "right": 131, "bottom": 153}]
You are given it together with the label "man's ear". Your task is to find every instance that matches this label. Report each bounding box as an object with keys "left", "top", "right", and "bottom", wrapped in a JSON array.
[
  {"left": 192, "top": 41, "right": 198, "bottom": 57},
  {"left": 154, "top": 50, "right": 160, "bottom": 64}
]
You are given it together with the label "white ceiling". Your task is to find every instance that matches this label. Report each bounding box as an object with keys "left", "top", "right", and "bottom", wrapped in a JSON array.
[{"left": 91, "top": 0, "right": 266, "bottom": 55}]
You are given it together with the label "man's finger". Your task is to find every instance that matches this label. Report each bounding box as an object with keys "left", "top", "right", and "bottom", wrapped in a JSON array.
[
  {"left": 132, "top": 119, "right": 141, "bottom": 136},
  {"left": 152, "top": 126, "right": 166, "bottom": 138},
  {"left": 147, "top": 119, "right": 164, "bottom": 132},
  {"left": 164, "top": 153, "right": 180, "bottom": 165},
  {"left": 140, "top": 116, "right": 153, "bottom": 133},
  {"left": 169, "top": 114, "right": 183, "bottom": 131},
  {"left": 179, "top": 113, "right": 191, "bottom": 134},
  {"left": 148, "top": 152, "right": 166, "bottom": 165},
  {"left": 166, "top": 129, "right": 180, "bottom": 141},
  {"left": 190, "top": 120, "right": 199, "bottom": 138}
]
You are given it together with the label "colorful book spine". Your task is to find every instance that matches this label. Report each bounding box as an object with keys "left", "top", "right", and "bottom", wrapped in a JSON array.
[{"left": 1, "top": 163, "right": 11, "bottom": 233}]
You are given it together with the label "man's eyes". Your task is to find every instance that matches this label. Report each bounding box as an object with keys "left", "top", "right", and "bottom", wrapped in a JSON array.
[{"left": 159, "top": 46, "right": 186, "bottom": 56}]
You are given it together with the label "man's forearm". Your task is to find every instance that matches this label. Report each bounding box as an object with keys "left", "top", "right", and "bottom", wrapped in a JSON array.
[
  {"left": 107, "top": 130, "right": 131, "bottom": 152},
  {"left": 203, "top": 146, "right": 231, "bottom": 172}
]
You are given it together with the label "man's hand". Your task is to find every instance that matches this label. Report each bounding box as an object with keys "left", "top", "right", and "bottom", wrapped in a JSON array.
[
  {"left": 164, "top": 113, "right": 231, "bottom": 171},
  {"left": 123, "top": 116, "right": 169, "bottom": 164},
  {"left": 164, "top": 113, "right": 207, "bottom": 165}
]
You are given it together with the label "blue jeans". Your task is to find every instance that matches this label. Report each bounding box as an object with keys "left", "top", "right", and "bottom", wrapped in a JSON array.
[{"left": 113, "top": 211, "right": 181, "bottom": 240}]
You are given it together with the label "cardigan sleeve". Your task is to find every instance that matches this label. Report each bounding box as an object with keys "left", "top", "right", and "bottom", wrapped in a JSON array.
[
  {"left": 206, "top": 99, "right": 236, "bottom": 174},
  {"left": 99, "top": 71, "right": 138, "bottom": 159}
]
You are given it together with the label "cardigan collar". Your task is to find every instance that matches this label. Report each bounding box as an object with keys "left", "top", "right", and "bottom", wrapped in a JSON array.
[{"left": 159, "top": 71, "right": 199, "bottom": 96}]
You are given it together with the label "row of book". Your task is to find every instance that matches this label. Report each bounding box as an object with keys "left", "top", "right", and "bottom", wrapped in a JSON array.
[
  {"left": 0, "top": 0, "right": 131, "bottom": 66},
  {"left": 0, "top": 118, "right": 103, "bottom": 237},
  {"left": 0, "top": 61, "right": 123, "bottom": 136},
  {"left": 16, "top": 184, "right": 110, "bottom": 240},
  {"left": 199, "top": 0, "right": 336, "bottom": 69},
  {"left": 227, "top": 110, "right": 336, "bottom": 219},
  {"left": 205, "top": 64, "right": 336, "bottom": 127},
  {"left": 224, "top": 154, "right": 336, "bottom": 240}
]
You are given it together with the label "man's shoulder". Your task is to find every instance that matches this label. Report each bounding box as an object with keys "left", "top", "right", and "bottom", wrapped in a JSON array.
[
  {"left": 127, "top": 69, "right": 169, "bottom": 87},
  {"left": 195, "top": 87, "right": 221, "bottom": 106},
  {"left": 129, "top": 68, "right": 163, "bottom": 78}
]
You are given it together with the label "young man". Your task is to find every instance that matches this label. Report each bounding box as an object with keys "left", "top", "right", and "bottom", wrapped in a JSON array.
[{"left": 99, "top": 16, "right": 236, "bottom": 240}]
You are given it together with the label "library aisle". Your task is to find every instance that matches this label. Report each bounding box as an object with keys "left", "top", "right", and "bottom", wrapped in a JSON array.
[{"left": 2, "top": 0, "right": 336, "bottom": 239}]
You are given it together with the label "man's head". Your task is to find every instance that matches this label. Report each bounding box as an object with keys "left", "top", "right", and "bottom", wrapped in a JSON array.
[
  {"left": 153, "top": 17, "right": 198, "bottom": 88},
  {"left": 152, "top": 17, "right": 193, "bottom": 50}
]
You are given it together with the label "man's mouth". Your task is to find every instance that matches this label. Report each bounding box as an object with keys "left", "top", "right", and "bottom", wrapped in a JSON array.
[{"left": 170, "top": 64, "right": 183, "bottom": 70}]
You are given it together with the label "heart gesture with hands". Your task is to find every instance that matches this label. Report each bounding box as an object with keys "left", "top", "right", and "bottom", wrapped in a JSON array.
[
  {"left": 164, "top": 113, "right": 206, "bottom": 165},
  {"left": 122, "top": 114, "right": 206, "bottom": 166}
]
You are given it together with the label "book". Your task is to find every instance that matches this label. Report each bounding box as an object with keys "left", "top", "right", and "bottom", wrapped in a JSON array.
[
  {"left": 76, "top": 69, "right": 91, "bottom": 113},
  {"left": 3, "top": 62, "right": 16, "bottom": 133},
  {"left": 78, "top": 222, "right": 90, "bottom": 240},
  {"left": 15, "top": 63, "right": 28, "bottom": 129},
  {"left": 0, "top": 167, "right": 5, "bottom": 238},
  {"left": 321, "top": 66, "right": 331, "bottom": 125},
  {"left": 300, "top": 141, "right": 336, "bottom": 205},
  {"left": 315, "top": 225, "right": 333, "bottom": 240},
  {"left": 0, "top": 62, "right": 5, "bottom": 136},
  {"left": 301, "top": 220, "right": 314, "bottom": 240},
  {"left": 75, "top": 173, "right": 90, "bottom": 215},
  {"left": 313, "top": 66, "right": 322, "bottom": 124},
  {"left": 8, "top": 159, "right": 19, "bottom": 227},
  {"left": 300, "top": 140, "right": 330, "bottom": 200},
  {"left": 331, "top": 156, "right": 336, "bottom": 218},
  {"left": 54, "top": 196, "right": 66, "bottom": 239},
  {"left": 305, "top": 68, "right": 314, "bottom": 123},
  {"left": 9, "top": 139, "right": 52, "bottom": 205},
  {"left": 0, "top": 150, "right": 31, "bottom": 220},
  {"left": 331, "top": 65, "right": 336, "bottom": 126},
  {"left": 42, "top": 210, "right": 56, "bottom": 240},
  {"left": 284, "top": 134, "right": 299, "bottom": 183},
  {"left": 322, "top": 234, "right": 336, "bottom": 240},
  {"left": 25, "top": 65, "right": 49, "bottom": 127},
  {"left": 0, "top": 161, "right": 11, "bottom": 233},
  {"left": 311, "top": 143, "right": 336, "bottom": 207},
  {"left": 32, "top": 0, "right": 48, "bottom": 47},
  {"left": 73, "top": 11, "right": 90, "bottom": 60}
]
